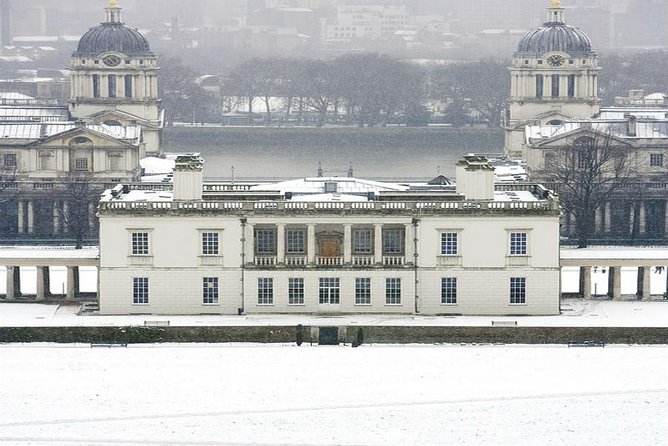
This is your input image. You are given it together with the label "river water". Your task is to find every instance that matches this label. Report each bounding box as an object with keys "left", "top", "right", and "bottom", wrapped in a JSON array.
[{"left": 163, "top": 126, "right": 504, "bottom": 181}]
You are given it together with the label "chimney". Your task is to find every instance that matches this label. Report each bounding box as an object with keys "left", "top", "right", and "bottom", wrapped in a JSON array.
[
  {"left": 173, "top": 153, "right": 204, "bottom": 200},
  {"left": 627, "top": 115, "right": 637, "bottom": 137},
  {"left": 455, "top": 155, "right": 495, "bottom": 200}
]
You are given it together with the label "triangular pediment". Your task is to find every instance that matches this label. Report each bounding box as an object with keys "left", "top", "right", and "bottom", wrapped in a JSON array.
[
  {"left": 29, "top": 126, "right": 139, "bottom": 149},
  {"left": 84, "top": 109, "right": 154, "bottom": 127},
  {"left": 533, "top": 126, "right": 633, "bottom": 148}
]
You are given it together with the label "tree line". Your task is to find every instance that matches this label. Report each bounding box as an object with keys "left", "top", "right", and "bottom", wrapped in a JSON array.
[{"left": 159, "top": 51, "right": 668, "bottom": 127}]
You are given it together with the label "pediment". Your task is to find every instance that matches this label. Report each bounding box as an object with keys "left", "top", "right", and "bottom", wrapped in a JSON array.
[
  {"left": 30, "top": 127, "right": 138, "bottom": 149},
  {"left": 85, "top": 109, "right": 150, "bottom": 126},
  {"left": 533, "top": 126, "right": 633, "bottom": 149}
]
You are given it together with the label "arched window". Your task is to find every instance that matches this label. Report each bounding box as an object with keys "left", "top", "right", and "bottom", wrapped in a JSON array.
[{"left": 69, "top": 136, "right": 93, "bottom": 146}]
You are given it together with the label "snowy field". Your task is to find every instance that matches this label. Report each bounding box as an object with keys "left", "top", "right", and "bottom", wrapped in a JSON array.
[{"left": 0, "top": 343, "right": 666, "bottom": 445}]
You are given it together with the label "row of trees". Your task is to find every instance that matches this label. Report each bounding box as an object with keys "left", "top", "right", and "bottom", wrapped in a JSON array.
[
  {"left": 160, "top": 53, "right": 509, "bottom": 127},
  {"left": 159, "top": 50, "right": 668, "bottom": 127}
]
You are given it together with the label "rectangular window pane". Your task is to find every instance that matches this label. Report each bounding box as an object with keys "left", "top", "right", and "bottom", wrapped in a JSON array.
[
  {"left": 510, "top": 277, "right": 526, "bottom": 304},
  {"left": 124, "top": 74, "right": 133, "bottom": 98},
  {"left": 441, "top": 277, "right": 457, "bottom": 304},
  {"left": 202, "top": 232, "right": 219, "bottom": 255},
  {"left": 319, "top": 277, "right": 340, "bottom": 304},
  {"left": 108, "top": 74, "right": 117, "bottom": 98},
  {"left": 551, "top": 74, "right": 559, "bottom": 98},
  {"left": 202, "top": 277, "right": 219, "bottom": 304},
  {"left": 288, "top": 278, "right": 304, "bottom": 305},
  {"left": 353, "top": 229, "right": 372, "bottom": 254},
  {"left": 255, "top": 229, "right": 276, "bottom": 254},
  {"left": 383, "top": 229, "right": 403, "bottom": 254},
  {"left": 650, "top": 154, "right": 663, "bottom": 167},
  {"left": 131, "top": 232, "right": 149, "bottom": 255},
  {"left": 385, "top": 278, "right": 401, "bottom": 304},
  {"left": 3, "top": 153, "right": 17, "bottom": 167},
  {"left": 286, "top": 229, "right": 305, "bottom": 254},
  {"left": 355, "top": 278, "right": 371, "bottom": 305},
  {"left": 440, "top": 232, "right": 458, "bottom": 255},
  {"left": 535, "top": 74, "right": 543, "bottom": 98},
  {"left": 258, "top": 278, "right": 273, "bottom": 305},
  {"left": 75, "top": 157, "right": 88, "bottom": 171},
  {"left": 510, "top": 232, "right": 527, "bottom": 255},
  {"left": 132, "top": 277, "right": 149, "bottom": 304}
]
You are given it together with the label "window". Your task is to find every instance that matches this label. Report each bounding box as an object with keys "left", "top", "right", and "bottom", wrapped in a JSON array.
[
  {"left": 75, "top": 157, "right": 89, "bottom": 171},
  {"left": 286, "top": 229, "right": 305, "bottom": 254},
  {"left": 3, "top": 153, "right": 16, "bottom": 167},
  {"left": 108, "top": 74, "right": 117, "bottom": 98},
  {"left": 509, "top": 232, "right": 527, "bottom": 255},
  {"left": 93, "top": 74, "right": 100, "bottom": 98},
  {"left": 255, "top": 228, "right": 276, "bottom": 254},
  {"left": 551, "top": 74, "right": 560, "bottom": 98},
  {"left": 353, "top": 228, "right": 372, "bottom": 254},
  {"left": 202, "top": 232, "right": 219, "bottom": 255},
  {"left": 385, "top": 278, "right": 401, "bottom": 304},
  {"left": 202, "top": 277, "right": 219, "bottom": 304},
  {"left": 288, "top": 278, "right": 304, "bottom": 305},
  {"left": 535, "top": 74, "right": 543, "bottom": 98},
  {"left": 132, "top": 277, "right": 149, "bottom": 304},
  {"left": 257, "top": 278, "right": 273, "bottom": 305},
  {"left": 319, "top": 277, "right": 340, "bottom": 304},
  {"left": 383, "top": 228, "right": 403, "bottom": 254},
  {"left": 355, "top": 278, "right": 371, "bottom": 305},
  {"left": 131, "top": 232, "right": 149, "bottom": 255},
  {"left": 650, "top": 154, "right": 664, "bottom": 167},
  {"left": 568, "top": 74, "right": 575, "bottom": 98},
  {"left": 510, "top": 277, "right": 526, "bottom": 304},
  {"left": 441, "top": 277, "right": 457, "bottom": 304},
  {"left": 440, "top": 232, "right": 458, "bottom": 255},
  {"left": 124, "top": 74, "right": 133, "bottom": 98}
]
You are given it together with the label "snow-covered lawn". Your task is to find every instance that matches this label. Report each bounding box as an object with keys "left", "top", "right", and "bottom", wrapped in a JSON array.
[{"left": 0, "top": 344, "right": 665, "bottom": 445}]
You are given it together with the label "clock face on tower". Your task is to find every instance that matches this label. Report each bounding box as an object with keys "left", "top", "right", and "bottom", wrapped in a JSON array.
[
  {"left": 102, "top": 54, "right": 121, "bottom": 67},
  {"left": 547, "top": 54, "right": 566, "bottom": 67}
]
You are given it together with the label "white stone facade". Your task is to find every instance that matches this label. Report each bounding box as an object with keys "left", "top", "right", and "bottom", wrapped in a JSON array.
[{"left": 98, "top": 156, "right": 561, "bottom": 316}]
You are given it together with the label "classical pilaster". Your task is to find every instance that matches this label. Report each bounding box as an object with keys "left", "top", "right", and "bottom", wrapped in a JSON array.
[
  {"left": 638, "top": 201, "right": 646, "bottom": 236},
  {"left": 404, "top": 223, "right": 414, "bottom": 265},
  {"left": 276, "top": 224, "right": 285, "bottom": 265},
  {"left": 343, "top": 224, "right": 352, "bottom": 265},
  {"left": 374, "top": 224, "right": 383, "bottom": 265},
  {"left": 17, "top": 201, "right": 25, "bottom": 234},
  {"left": 27, "top": 200, "right": 34, "bottom": 234},
  {"left": 307, "top": 224, "right": 316, "bottom": 265}
]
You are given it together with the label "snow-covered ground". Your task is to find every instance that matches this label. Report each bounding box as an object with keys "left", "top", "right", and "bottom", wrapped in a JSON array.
[
  {"left": 0, "top": 298, "right": 667, "bottom": 327},
  {"left": 0, "top": 343, "right": 665, "bottom": 445}
]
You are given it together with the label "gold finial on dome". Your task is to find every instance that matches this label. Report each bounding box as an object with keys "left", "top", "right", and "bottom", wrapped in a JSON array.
[
  {"left": 107, "top": 0, "right": 118, "bottom": 8},
  {"left": 551, "top": 0, "right": 562, "bottom": 8}
]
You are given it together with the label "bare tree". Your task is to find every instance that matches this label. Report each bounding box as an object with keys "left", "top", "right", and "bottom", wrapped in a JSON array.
[
  {"left": 0, "top": 163, "right": 18, "bottom": 203},
  {"left": 538, "top": 133, "right": 634, "bottom": 248},
  {"left": 56, "top": 174, "right": 101, "bottom": 249}
]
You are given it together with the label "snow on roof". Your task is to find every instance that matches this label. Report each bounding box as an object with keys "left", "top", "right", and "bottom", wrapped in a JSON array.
[
  {"left": 526, "top": 120, "right": 668, "bottom": 141},
  {"left": 0, "top": 123, "right": 141, "bottom": 140},
  {"left": 0, "top": 246, "right": 99, "bottom": 260},
  {"left": 250, "top": 177, "right": 409, "bottom": 195},
  {"left": 560, "top": 246, "right": 668, "bottom": 261},
  {"left": 290, "top": 193, "right": 369, "bottom": 202},
  {"left": 140, "top": 156, "right": 176, "bottom": 175},
  {"left": 0, "top": 92, "right": 35, "bottom": 100},
  {"left": 493, "top": 190, "right": 537, "bottom": 202}
]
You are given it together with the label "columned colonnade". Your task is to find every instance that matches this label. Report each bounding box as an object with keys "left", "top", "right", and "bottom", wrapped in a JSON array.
[{"left": 0, "top": 247, "right": 99, "bottom": 300}]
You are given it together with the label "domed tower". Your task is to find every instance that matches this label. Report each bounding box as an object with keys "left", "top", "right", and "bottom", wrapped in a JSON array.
[
  {"left": 505, "top": 0, "right": 599, "bottom": 159},
  {"left": 69, "top": 0, "right": 162, "bottom": 155}
]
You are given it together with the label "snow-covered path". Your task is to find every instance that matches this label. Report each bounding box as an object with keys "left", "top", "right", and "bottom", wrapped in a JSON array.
[{"left": 0, "top": 344, "right": 666, "bottom": 445}]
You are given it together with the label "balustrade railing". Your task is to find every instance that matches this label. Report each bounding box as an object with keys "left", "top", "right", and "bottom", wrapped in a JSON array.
[
  {"left": 383, "top": 256, "right": 405, "bottom": 266},
  {"left": 352, "top": 255, "right": 374, "bottom": 266},
  {"left": 316, "top": 256, "right": 343, "bottom": 267},
  {"left": 254, "top": 256, "right": 276, "bottom": 267}
]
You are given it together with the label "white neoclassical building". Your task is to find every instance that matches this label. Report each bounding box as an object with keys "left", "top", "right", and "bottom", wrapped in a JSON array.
[{"left": 97, "top": 155, "right": 561, "bottom": 316}]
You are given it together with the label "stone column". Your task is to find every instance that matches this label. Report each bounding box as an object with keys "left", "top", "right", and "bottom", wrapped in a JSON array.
[
  {"left": 637, "top": 266, "right": 652, "bottom": 300},
  {"left": 17, "top": 201, "right": 25, "bottom": 234},
  {"left": 608, "top": 266, "right": 622, "bottom": 300},
  {"left": 404, "top": 223, "right": 414, "bottom": 265},
  {"left": 374, "top": 224, "right": 383, "bottom": 265},
  {"left": 604, "top": 203, "right": 611, "bottom": 234},
  {"left": 53, "top": 201, "right": 60, "bottom": 235},
  {"left": 343, "top": 224, "right": 352, "bottom": 265},
  {"left": 276, "top": 224, "right": 285, "bottom": 265},
  {"left": 582, "top": 266, "right": 592, "bottom": 299},
  {"left": 66, "top": 266, "right": 79, "bottom": 299},
  {"left": 36, "top": 266, "right": 47, "bottom": 301},
  {"left": 5, "top": 266, "right": 16, "bottom": 300},
  {"left": 27, "top": 200, "right": 34, "bottom": 234},
  {"left": 307, "top": 224, "right": 316, "bottom": 265},
  {"left": 639, "top": 202, "right": 647, "bottom": 236},
  {"left": 245, "top": 223, "right": 254, "bottom": 265}
]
